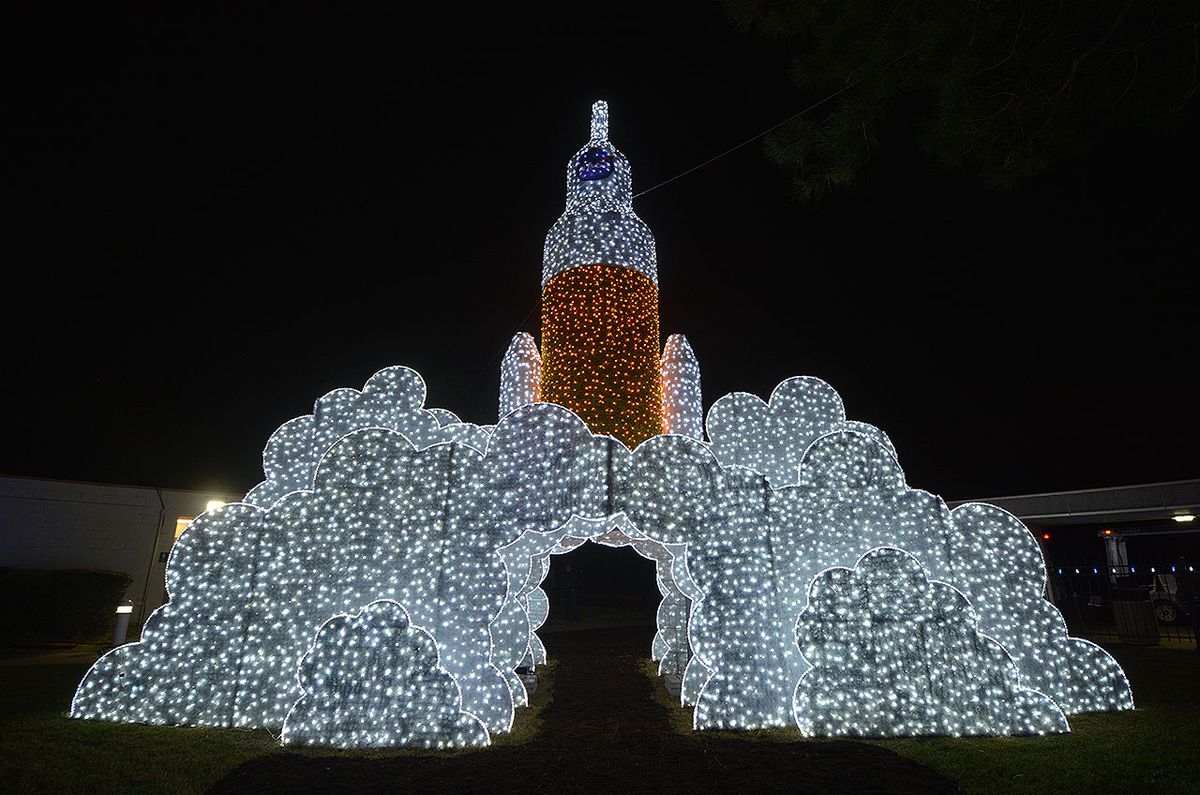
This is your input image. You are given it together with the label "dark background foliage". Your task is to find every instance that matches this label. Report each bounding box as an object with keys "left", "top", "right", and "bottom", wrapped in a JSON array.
[
  {"left": 725, "top": 0, "right": 1200, "bottom": 201},
  {"left": 0, "top": 569, "right": 132, "bottom": 642}
]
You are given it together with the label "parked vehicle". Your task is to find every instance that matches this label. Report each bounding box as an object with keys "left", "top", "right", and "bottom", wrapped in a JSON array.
[{"left": 1148, "top": 574, "right": 1189, "bottom": 623}]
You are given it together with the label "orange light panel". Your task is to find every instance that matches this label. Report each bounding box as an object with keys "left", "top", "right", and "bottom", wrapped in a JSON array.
[{"left": 540, "top": 263, "right": 663, "bottom": 448}]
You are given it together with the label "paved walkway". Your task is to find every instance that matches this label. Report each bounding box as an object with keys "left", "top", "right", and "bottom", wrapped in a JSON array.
[{"left": 211, "top": 626, "right": 957, "bottom": 794}]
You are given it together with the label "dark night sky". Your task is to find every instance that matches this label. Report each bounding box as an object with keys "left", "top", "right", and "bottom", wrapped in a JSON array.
[{"left": 4, "top": 3, "right": 1198, "bottom": 502}]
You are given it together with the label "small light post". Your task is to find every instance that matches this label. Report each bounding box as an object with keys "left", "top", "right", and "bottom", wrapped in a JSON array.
[{"left": 114, "top": 602, "right": 134, "bottom": 647}]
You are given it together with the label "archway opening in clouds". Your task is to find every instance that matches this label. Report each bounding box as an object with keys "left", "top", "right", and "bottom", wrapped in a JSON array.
[
  {"left": 545, "top": 542, "right": 657, "bottom": 624},
  {"left": 507, "top": 518, "right": 694, "bottom": 683}
]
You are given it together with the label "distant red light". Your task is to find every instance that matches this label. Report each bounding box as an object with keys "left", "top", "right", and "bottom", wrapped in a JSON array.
[{"left": 1041, "top": 533, "right": 1051, "bottom": 540}]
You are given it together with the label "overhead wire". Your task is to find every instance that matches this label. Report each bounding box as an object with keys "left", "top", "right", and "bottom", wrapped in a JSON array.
[
  {"left": 632, "top": 79, "right": 864, "bottom": 199},
  {"left": 633, "top": 42, "right": 923, "bottom": 198}
]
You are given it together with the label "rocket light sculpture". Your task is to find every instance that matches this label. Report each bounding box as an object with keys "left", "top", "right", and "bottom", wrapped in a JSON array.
[
  {"left": 70, "top": 100, "right": 1133, "bottom": 749},
  {"left": 502, "top": 100, "right": 702, "bottom": 447}
]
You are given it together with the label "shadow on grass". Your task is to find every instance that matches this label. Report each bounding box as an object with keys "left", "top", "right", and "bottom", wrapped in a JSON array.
[
  {"left": 0, "top": 628, "right": 955, "bottom": 794},
  {"left": 213, "top": 628, "right": 954, "bottom": 793},
  {"left": 869, "top": 644, "right": 1200, "bottom": 794},
  {"left": 0, "top": 658, "right": 556, "bottom": 794},
  {"left": 6, "top": 629, "right": 1192, "bottom": 794},
  {"left": 644, "top": 643, "right": 1200, "bottom": 795}
]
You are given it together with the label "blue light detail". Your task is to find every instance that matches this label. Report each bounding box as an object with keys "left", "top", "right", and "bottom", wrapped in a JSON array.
[{"left": 577, "top": 147, "right": 613, "bottom": 181}]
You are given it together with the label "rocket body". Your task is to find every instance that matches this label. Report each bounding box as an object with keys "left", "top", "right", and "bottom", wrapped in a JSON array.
[
  {"left": 540, "top": 263, "right": 662, "bottom": 448},
  {"left": 538, "top": 102, "right": 663, "bottom": 448},
  {"left": 498, "top": 101, "right": 701, "bottom": 447}
]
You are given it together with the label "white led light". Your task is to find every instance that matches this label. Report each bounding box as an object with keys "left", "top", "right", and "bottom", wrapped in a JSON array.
[
  {"left": 281, "top": 600, "right": 489, "bottom": 748},
  {"left": 542, "top": 101, "right": 657, "bottom": 288},
  {"left": 661, "top": 334, "right": 703, "bottom": 440},
  {"left": 115, "top": 605, "right": 133, "bottom": 615},
  {"left": 1173, "top": 514, "right": 1195, "bottom": 523},
  {"left": 499, "top": 332, "right": 542, "bottom": 419},
  {"left": 795, "top": 547, "right": 1069, "bottom": 737},
  {"left": 242, "top": 366, "right": 490, "bottom": 511}
]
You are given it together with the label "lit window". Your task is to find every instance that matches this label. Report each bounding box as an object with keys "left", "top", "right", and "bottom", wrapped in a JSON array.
[{"left": 174, "top": 517, "right": 194, "bottom": 539}]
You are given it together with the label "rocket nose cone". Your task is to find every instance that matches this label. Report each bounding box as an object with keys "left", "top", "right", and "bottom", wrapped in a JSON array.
[{"left": 590, "top": 100, "right": 609, "bottom": 142}]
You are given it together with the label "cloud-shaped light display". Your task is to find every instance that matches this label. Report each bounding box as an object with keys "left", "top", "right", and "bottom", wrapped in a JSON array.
[
  {"left": 706, "top": 376, "right": 895, "bottom": 487},
  {"left": 73, "top": 401, "right": 623, "bottom": 738},
  {"left": 781, "top": 432, "right": 1132, "bottom": 716},
  {"left": 794, "top": 547, "right": 1069, "bottom": 737},
  {"left": 622, "top": 437, "right": 800, "bottom": 728},
  {"left": 244, "top": 366, "right": 490, "bottom": 510},
  {"left": 621, "top": 426, "right": 1131, "bottom": 730},
  {"left": 944, "top": 503, "right": 1133, "bottom": 713},
  {"left": 71, "top": 502, "right": 271, "bottom": 726},
  {"left": 281, "top": 600, "right": 490, "bottom": 748},
  {"left": 73, "top": 364, "right": 1132, "bottom": 746}
]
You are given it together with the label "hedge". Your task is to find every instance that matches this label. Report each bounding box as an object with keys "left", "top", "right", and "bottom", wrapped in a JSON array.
[{"left": 0, "top": 568, "right": 133, "bottom": 643}]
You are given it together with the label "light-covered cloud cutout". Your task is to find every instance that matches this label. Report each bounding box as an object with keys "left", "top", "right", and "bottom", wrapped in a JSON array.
[
  {"left": 73, "top": 401, "right": 625, "bottom": 740},
  {"left": 622, "top": 426, "right": 1131, "bottom": 730},
  {"left": 779, "top": 431, "right": 1132, "bottom": 716},
  {"left": 71, "top": 502, "right": 270, "bottom": 727},
  {"left": 244, "top": 366, "right": 490, "bottom": 510},
  {"left": 706, "top": 376, "right": 894, "bottom": 487},
  {"left": 794, "top": 547, "right": 1069, "bottom": 737},
  {"left": 622, "top": 438, "right": 800, "bottom": 729},
  {"left": 944, "top": 503, "right": 1133, "bottom": 713},
  {"left": 73, "top": 364, "right": 1132, "bottom": 744},
  {"left": 281, "top": 600, "right": 489, "bottom": 748},
  {"left": 74, "top": 432, "right": 513, "bottom": 733}
]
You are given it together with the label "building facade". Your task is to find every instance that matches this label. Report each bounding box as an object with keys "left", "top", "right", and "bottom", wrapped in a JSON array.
[{"left": 0, "top": 475, "right": 241, "bottom": 626}]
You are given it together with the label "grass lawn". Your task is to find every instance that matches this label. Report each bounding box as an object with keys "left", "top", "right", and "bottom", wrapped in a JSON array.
[
  {"left": 643, "top": 643, "right": 1200, "bottom": 794},
  {"left": 0, "top": 657, "right": 557, "bottom": 793},
  {"left": 873, "top": 644, "right": 1200, "bottom": 793},
  {"left": 1, "top": 632, "right": 1195, "bottom": 793}
]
